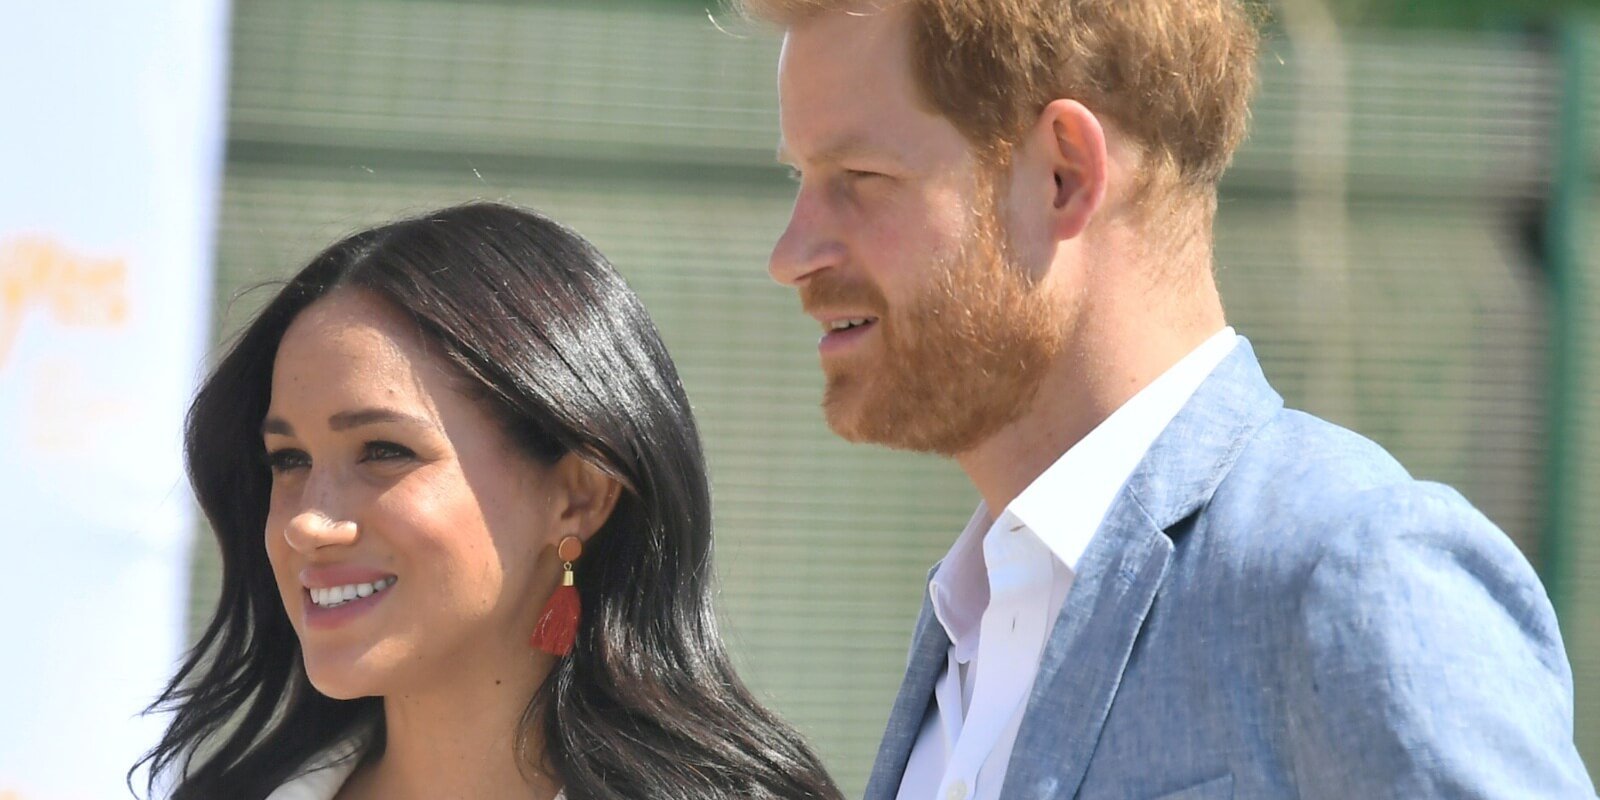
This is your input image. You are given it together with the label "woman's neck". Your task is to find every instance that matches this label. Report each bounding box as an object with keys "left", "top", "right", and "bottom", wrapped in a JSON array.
[{"left": 339, "top": 647, "right": 563, "bottom": 800}]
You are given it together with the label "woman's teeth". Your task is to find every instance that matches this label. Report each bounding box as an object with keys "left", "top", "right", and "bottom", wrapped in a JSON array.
[{"left": 309, "top": 576, "right": 397, "bottom": 608}]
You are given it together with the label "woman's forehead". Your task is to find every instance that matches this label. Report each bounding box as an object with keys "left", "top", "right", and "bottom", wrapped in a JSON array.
[{"left": 270, "top": 291, "right": 447, "bottom": 419}]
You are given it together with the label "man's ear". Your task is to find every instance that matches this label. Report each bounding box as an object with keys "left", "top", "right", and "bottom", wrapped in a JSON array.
[
  {"left": 550, "top": 453, "right": 622, "bottom": 543},
  {"left": 1033, "top": 98, "right": 1109, "bottom": 241}
]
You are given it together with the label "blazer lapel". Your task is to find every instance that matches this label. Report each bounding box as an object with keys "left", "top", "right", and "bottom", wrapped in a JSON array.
[
  {"left": 863, "top": 582, "right": 952, "bottom": 800},
  {"left": 999, "top": 501, "right": 1173, "bottom": 799},
  {"left": 1000, "top": 339, "right": 1284, "bottom": 799}
]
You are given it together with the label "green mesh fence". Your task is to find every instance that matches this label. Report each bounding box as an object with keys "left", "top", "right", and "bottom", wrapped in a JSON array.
[
  {"left": 201, "top": 1, "right": 1598, "bottom": 791},
  {"left": 1563, "top": 20, "right": 1600, "bottom": 784}
]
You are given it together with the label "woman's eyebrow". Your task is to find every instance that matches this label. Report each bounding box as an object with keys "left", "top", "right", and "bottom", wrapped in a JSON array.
[
  {"left": 327, "top": 407, "right": 434, "bottom": 431},
  {"left": 260, "top": 407, "right": 434, "bottom": 436}
]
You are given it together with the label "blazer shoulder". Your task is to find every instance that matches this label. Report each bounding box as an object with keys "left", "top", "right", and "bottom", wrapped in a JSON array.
[
  {"left": 1212, "top": 408, "right": 1496, "bottom": 548},
  {"left": 1199, "top": 407, "right": 1540, "bottom": 614},
  {"left": 1267, "top": 480, "right": 1583, "bottom": 797},
  {"left": 1179, "top": 412, "right": 1587, "bottom": 796}
]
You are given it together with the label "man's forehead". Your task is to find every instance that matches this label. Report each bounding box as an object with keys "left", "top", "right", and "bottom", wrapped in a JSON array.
[
  {"left": 776, "top": 0, "right": 910, "bottom": 94},
  {"left": 778, "top": 2, "right": 903, "bottom": 52},
  {"left": 774, "top": 14, "right": 929, "bottom": 163},
  {"left": 772, "top": 0, "right": 895, "bottom": 29}
]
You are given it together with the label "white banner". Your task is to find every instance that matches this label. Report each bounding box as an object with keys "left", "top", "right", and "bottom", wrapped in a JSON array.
[{"left": 0, "top": 1, "right": 229, "bottom": 797}]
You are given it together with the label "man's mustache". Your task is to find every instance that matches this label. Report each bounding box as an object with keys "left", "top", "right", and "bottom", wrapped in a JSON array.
[{"left": 799, "top": 273, "right": 889, "bottom": 316}]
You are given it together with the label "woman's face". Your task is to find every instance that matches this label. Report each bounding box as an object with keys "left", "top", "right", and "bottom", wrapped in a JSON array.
[{"left": 262, "top": 288, "right": 566, "bottom": 699}]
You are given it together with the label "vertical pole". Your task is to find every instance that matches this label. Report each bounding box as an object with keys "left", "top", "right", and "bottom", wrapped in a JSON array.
[{"left": 1542, "top": 22, "right": 1588, "bottom": 620}]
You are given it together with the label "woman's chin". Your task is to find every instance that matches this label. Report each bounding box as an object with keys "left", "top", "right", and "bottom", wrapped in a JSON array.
[
  {"left": 302, "top": 652, "right": 387, "bottom": 700},
  {"left": 309, "top": 678, "right": 370, "bottom": 701}
]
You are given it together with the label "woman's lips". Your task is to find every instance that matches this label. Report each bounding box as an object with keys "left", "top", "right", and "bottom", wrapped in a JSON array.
[
  {"left": 298, "top": 565, "right": 399, "bottom": 631},
  {"left": 301, "top": 577, "right": 397, "bottom": 630}
]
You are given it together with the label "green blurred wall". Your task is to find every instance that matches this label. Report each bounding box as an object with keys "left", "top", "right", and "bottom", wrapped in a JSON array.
[{"left": 194, "top": 1, "right": 1599, "bottom": 792}]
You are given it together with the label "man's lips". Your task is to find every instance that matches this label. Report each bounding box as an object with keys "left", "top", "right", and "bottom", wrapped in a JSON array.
[
  {"left": 817, "top": 316, "right": 879, "bottom": 357},
  {"left": 819, "top": 314, "right": 880, "bottom": 334}
]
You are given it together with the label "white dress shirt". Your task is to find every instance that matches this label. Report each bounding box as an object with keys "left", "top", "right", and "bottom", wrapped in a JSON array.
[
  {"left": 265, "top": 738, "right": 363, "bottom": 800},
  {"left": 265, "top": 737, "right": 568, "bottom": 800},
  {"left": 896, "top": 328, "right": 1240, "bottom": 800}
]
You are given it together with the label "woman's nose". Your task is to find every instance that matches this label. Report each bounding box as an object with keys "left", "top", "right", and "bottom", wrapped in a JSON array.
[
  {"left": 280, "top": 471, "right": 359, "bottom": 553},
  {"left": 282, "top": 508, "right": 359, "bottom": 554},
  {"left": 280, "top": 467, "right": 361, "bottom": 553}
]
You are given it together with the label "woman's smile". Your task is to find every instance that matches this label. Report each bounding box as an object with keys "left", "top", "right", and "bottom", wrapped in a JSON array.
[{"left": 301, "top": 573, "right": 399, "bottom": 631}]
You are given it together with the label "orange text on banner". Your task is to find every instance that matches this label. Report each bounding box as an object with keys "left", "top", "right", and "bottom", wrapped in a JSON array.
[{"left": 0, "top": 235, "right": 129, "bottom": 371}]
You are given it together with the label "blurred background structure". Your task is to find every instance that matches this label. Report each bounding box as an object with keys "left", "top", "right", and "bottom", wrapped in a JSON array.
[
  {"left": 148, "top": 0, "right": 1600, "bottom": 793},
  {"left": 0, "top": 1, "right": 225, "bottom": 795}
]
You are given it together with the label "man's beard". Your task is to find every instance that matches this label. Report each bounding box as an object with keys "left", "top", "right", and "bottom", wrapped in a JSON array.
[{"left": 802, "top": 200, "right": 1067, "bottom": 457}]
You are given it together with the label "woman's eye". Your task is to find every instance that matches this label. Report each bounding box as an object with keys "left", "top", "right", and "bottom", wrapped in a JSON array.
[
  {"left": 265, "top": 448, "right": 310, "bottom": 474},
  {"left": 361, "top": 441, "right": 415, "bottom": 463}
]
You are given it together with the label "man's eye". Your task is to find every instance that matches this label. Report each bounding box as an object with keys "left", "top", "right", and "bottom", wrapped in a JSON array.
[
  {"left": 361, "top": 441, "right": 416, "bottom": 463},
  {"left": 266, "top": 448, "right": 310, "bottom": 474}
]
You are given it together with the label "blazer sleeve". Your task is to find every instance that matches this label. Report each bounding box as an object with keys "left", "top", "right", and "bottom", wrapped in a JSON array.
[{"left": 1279, "top": 482, "right": 1595, "bottom": 799}]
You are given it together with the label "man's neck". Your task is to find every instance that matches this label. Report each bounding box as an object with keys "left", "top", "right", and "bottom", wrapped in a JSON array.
[{"left": 956, "top": 268, "right": 1226, "bottom": 514}]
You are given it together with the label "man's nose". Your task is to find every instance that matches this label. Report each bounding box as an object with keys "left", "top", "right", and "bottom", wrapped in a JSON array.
[{"left": 768, "top": 190, "right": 845, "bottom": 287}]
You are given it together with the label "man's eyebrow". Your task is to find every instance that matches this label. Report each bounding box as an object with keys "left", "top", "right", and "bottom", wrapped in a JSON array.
[
  {"left": 260, "top": 408, "right": 434, "bottom": 436},
  {"left": 776, "top": 134, "right": 895, "bottom": 169}
]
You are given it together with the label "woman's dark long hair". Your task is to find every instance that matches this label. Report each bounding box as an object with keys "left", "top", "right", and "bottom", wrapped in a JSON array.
[{"left": 136, "top": 203, "right": 843, "bottom": 800}]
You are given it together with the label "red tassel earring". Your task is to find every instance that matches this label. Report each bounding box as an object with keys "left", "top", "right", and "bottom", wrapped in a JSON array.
[{"left": 530, "top": 535, "right": 583, "bottom": 656}]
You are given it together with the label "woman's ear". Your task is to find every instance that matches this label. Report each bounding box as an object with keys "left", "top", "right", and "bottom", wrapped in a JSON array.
[
  {"left": 550, "top": 453, "right": 622, "bottom": 543},
  {"left": 1032, "top": 98, "right": 1109, "bottom": 241}
]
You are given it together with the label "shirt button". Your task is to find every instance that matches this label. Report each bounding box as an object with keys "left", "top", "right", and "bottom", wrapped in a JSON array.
[{"left": 946, "top": 779, "right": 969, "bottom": 800}]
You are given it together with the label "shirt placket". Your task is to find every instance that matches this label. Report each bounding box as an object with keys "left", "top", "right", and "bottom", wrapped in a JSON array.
[{"left": 937, "top": 518, "right": 1053, "bottom": 800}]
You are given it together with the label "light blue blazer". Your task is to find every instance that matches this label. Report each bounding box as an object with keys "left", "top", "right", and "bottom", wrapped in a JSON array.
[{"left": 865, "top": 341, "right": 1594, "bottom": 799}]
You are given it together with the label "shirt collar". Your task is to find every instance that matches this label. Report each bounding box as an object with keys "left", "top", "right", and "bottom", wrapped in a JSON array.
[
  {"left": 264, "top": 736, "right": 366, "bottom": 800},
  {"left": 928, "top": 327, "right": 1239, "bottom": 652},
  {"left": 928, "top": 503, "right": 992, "bottom": 661},
  {"left": 1008, "top": 327, "right": 1239, "bottom": 569}
]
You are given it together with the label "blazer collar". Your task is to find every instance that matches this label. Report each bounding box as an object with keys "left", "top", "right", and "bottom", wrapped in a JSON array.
[
  {"left": 999, "top": 339, "right": 1282, "bottom": 798},
  {"left": 1120, "top": 337, "right": 1283, "bottom": 530},
  {"left": 862, "top": 341, "right": 1283, "bottom": 800},
  {"left": 863, "top": 565, "right": 953, "bottom": 800}
]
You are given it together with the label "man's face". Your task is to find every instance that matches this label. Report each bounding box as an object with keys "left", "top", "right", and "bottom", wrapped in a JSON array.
[{"left": 771, "top": 4, "right": 1065, "bottom": 456}]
